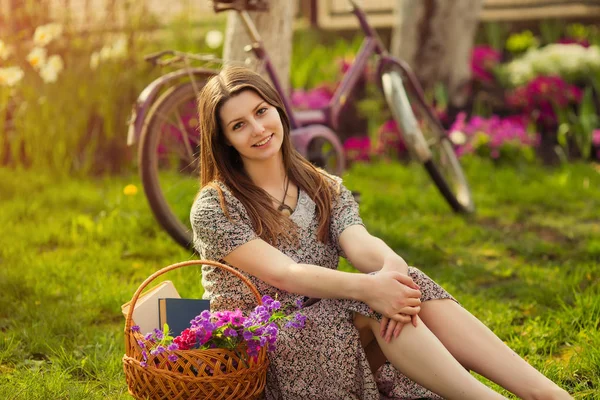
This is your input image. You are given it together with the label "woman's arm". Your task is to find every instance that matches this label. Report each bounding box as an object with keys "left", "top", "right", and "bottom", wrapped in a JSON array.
[
  {"left": 223, "top": 238, "right": 421, "bottom": 320},
  {"left": 339, "top": 225, "right": 409, "bottom": 274}
]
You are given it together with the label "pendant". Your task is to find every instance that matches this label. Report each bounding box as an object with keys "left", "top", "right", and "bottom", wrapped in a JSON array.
[{"left": 278, "top": 204, "right": 294, "bottom": 216}]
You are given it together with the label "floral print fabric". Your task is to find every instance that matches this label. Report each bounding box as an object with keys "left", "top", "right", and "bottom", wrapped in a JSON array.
[{"left": 191, "top": 175, "right": 454, "bottom": 399}]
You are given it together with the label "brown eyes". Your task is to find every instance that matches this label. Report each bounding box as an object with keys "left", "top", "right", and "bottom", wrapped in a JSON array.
[{"left": 231, "top": 107, "right": 269, "bottom": 131}]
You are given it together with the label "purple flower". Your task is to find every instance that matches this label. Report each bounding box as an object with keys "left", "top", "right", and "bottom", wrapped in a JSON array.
[
  {"left": 295, "top": 298, "right": 304, "bottom": 309},
  {"left": 243, "top": 330, "right": 254, "bottom": 341},
  {"left": 152, "top": 329, "right": 164, "bottom": 341},
  {"left": 131, "top": 325, "right": 141, "bottom": 332},
  {"left": 144, "top": 333, "right": 154, "bottom": 341},
  {"left": 223, "top": 327, "right": 238, "bottom": 337},
  {"left": 167, "top": 354, "right": 178, "bottom": 362},
  {"left": 140, "top": 361, "right": 148, "bottom": 367},
  {"left": 285, "top": 313, "right": 307, "bottom": 329},
  {"left": 167, "top": 343, "right": 179, "bottom": 351}
]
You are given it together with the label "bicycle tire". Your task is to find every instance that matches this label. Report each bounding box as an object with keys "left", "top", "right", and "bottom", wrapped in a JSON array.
[
  {"left": 380, "top": 67, "right": 475, "bottom": 213},
  {"left": 139, "top": 80, "right": 211, "bottom": 250}
]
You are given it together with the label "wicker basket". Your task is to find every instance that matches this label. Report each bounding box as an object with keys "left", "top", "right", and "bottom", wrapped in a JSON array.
[{"left": 123, "top": 260, "right": 269, "bottom": 400}]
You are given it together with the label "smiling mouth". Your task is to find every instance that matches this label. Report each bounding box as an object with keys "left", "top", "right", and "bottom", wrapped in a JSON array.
[{"left": 252, "top": 134, "right": 274, "bottom": 147}]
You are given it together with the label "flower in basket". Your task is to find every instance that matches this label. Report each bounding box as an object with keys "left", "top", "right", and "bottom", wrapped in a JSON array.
[{"left": 132, "top": 295, "right": 306, "bottom": 369}]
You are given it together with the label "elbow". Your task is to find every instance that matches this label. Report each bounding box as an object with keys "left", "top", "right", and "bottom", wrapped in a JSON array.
[{"left": 269, "top": 262, "right": 297, "bottom": 294}]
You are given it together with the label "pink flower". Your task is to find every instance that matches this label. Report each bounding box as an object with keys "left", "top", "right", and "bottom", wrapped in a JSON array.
[
  {"left": 448, "top": 112, "right": 539, "bottom": 158},
  {"left": 470, "top": 45, "right": 502, "bottom": 83},
  {"left": 592, "top": 129, "right": 600, "bottom": 147},
  {"left": 291, "top": 85, "right": 334, "bottom": 110},
  {"left": 374, "top": 119, "right": 407, "bottom": 157},
  {"left": 343, "top": 136, "right": 371, "bottom": 162},
  {"left": 557, "top": 37, "right": 590, "bottom": 48},
  {"left": 506, "top": 76, "right": 583, "bottom": 130}
]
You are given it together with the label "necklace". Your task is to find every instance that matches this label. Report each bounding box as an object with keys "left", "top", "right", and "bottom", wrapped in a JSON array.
[{"left": 274, "top": 177, "right": 294, "bottom": 217}]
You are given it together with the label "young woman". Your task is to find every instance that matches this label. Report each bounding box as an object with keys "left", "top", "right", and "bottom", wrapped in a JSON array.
[{"left": 190, "top": 66, "right": 572, "bottom": 400}]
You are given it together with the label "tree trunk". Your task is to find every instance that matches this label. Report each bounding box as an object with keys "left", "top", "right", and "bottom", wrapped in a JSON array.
[
  {"left": 223, "top": 1, "right": 296, "bottom": 94},
  {"left": 391, "top": 0, "right": 483, "bottom": 108}
]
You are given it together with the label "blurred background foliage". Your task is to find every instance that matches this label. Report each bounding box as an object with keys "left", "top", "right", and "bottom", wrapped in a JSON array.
[{"left": 0, "top": 0, "right": 599, "bottom": 176}]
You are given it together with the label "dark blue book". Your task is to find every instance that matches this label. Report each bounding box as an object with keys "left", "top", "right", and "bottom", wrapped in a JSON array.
[{"left": 158, "top": 298, "right": 211, "bottom": 337}]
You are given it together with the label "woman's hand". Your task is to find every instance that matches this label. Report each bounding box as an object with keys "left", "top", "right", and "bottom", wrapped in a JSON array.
[
  {"left": 381, "top": 255, "right": 410, "bottom": 275},
  {"left": 364, "top": 271, "right": 421, "bottom": 322},
  {"left": 377, "top": 259, "right": 420, "bottom": 342},
  {"left": 379, "top": 313, "right": 419, "bottom": 343}
]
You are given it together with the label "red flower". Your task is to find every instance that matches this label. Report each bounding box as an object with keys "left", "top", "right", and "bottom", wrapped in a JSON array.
[{"left": 173, "top": 328, "right": 197, "bottom": 351}]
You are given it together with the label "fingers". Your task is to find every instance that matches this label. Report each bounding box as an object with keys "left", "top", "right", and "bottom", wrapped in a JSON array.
[
  {"left": 381, "top": 316, "right": 410, "bottom": 343},
  {"left": 384, "top": 319, "right": 396, "bottom": 342},
  {"left": 379, "top": 317, "right": 389, "bottom": 337},
  {"left": 393, "top": 272, "right": 420, "bottom": 290},
  {"left": 397, "top": 305, "right": 421, "bottom": 316},
  {"left": 411, "top": 314, "right": 418, "bottom": 328},
  {"left": 393, "top": 320, "right": 404, "bottom": 339},
  {"left": 405, "top": 297, "right": 421, "bottom": 307},
  {"left": 390, "top": 313, "right": 412, "bottom": 323}
]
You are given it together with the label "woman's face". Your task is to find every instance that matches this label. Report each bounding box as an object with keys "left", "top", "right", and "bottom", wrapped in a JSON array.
[{"left": 219, "top": 90, "right": 284, "bottom": 166}]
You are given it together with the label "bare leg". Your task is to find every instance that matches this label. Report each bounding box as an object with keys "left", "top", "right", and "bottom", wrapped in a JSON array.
[
  {"left": 354, "top": 313, "right": 507, "bottom": 400},
  {"left": 419, "top": 299, "right": 572, "bottom": 400}
]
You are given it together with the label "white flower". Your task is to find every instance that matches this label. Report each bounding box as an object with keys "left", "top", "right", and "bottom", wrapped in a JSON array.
[
  {"left": 205, "top": 30, "right": 224, "bottom": 49},
  {"left": 0, "top": 40, "right": 12, "bottom": 60},
  {"left": 449, "top": 130, "right": 467, "bottom": 145},
  {"left": 110, "top": 36, "right": 128, "bottom": 58},
  {"left": 26, "top": 47, "right": 47, "bottom": 70},
  {"left": 504, "top": 43, "right": 600, "bottom": 86},
  {"left": 90, "top": 51, "right": 100, "bottom": 70},
  {"left": 39, "top": 54, "right": 64, "bottom": 83},
  {"left": 96, "top": 35, "right": 128, "bottom": 65},
  {"left": 0, "top": 66, "right": 24, "bottom": 87},
  {"left": 33, "top": 23, "right": 63, "bottom": 47}
]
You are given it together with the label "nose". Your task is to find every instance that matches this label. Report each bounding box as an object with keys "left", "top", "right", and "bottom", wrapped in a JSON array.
[{"left": 249, "top": 118, "right": 265, "bottom": 136}]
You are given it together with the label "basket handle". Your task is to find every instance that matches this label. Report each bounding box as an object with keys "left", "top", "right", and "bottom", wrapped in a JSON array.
[{"left": 123, "top": 259, "right": 262, "bottom": 333}]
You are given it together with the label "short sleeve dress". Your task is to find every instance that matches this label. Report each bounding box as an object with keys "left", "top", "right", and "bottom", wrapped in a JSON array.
[{"left": 191, "top": 175, "right": 455, "bottom": 400}]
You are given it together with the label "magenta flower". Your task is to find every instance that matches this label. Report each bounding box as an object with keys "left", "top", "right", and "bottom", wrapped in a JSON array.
[
  {"left": 291, "top": 85, "right": 334, "bottom": 110},
  {"left": 470, "top": 45, "right": 502, "bottom": 83},
  {"left": 343, "top": 136, "right": 371, "bottom": 163},
  {"left": 506, "top": 75, "right": 583, "bottom": 130},
  {"left": 135, "top": 295, "right": 304, "bottom": 369},
  {"left": 557, "top": 37, "right": 590, "bottom": 48},
  {"left": 592, "top": 129, "right": 600, "bottom": 146},
  {"left": 374, "top": 119, "right": 407, "bottom": 158},
  {"left": 448, "top": 112, "right": 539, "bottom": 159}
]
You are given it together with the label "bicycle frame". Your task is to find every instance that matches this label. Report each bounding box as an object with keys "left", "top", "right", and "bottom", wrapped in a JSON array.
[{"left": 126, "top": 67, "right": 217, "bottom": 146}]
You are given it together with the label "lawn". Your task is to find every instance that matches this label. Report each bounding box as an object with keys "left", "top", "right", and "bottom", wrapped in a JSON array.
[{"left": 0, "top": 158, "right": 599, "bottom": 399}]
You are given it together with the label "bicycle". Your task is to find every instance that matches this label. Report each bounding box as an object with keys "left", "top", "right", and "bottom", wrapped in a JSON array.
[{"left": 127, "top": 0, "right": 475, "bottom": 250}]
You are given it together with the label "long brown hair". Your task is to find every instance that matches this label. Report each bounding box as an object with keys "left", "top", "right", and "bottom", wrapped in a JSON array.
[{"left": 197, "top": 66, "right": 336, "bottom": 245}]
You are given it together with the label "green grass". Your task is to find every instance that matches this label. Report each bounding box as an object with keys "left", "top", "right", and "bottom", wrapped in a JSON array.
[{"left": 0, "top": 158, "right": 599, "bottom": 399}]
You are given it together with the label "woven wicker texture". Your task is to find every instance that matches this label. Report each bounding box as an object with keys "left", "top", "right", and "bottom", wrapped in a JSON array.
[{"left": 123, "top": 260, "right": 268, "bottom": 400}]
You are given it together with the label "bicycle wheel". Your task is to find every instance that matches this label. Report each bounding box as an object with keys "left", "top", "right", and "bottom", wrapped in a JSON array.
[
  {"left": 380, "top": 65, "right": 474, "bottom": 213},
  {"left": 306, "top": 136, "right": 345, "bottom": 176},
  {"left": 139, "top": 80, "right": 209, "bottom": 249}
]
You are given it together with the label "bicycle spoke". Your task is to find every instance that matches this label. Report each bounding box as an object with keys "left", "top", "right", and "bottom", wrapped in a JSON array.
[{"left": 174, "top": 108, "right": 196, "bottom": 161}]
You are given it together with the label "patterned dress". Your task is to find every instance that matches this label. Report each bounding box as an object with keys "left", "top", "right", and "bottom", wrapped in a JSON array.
[{"left": 190, "top": 175, "right": 455, "bottom": 399}]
